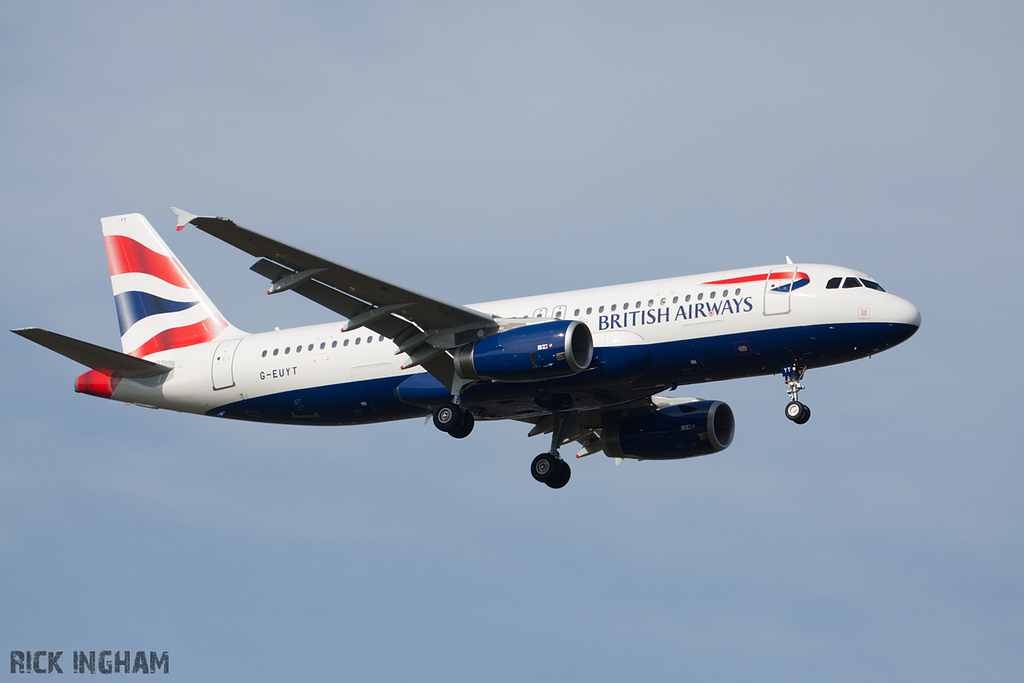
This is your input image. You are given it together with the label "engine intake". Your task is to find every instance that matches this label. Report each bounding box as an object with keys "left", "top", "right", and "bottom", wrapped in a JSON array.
[
  {"left": 454, "top": 320, "right": 593, "bottom": 382},
  {"left": 602, "top": 400, "right": 735, "bottom": 460}
]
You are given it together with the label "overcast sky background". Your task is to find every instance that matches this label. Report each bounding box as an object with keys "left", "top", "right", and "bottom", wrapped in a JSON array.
[{"left": 2, "top": 2, "right": 1022, "bottom": 681}]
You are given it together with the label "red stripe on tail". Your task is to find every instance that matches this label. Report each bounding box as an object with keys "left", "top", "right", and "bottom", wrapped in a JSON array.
[
  {"left": 126, "top": 316, "right": 228, "bottom": 358},
  {"left": 104, "top": 235, "right": 193, "bottom": 289}
]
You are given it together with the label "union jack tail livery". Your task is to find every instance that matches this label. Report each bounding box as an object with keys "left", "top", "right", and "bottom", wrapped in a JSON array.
[{"left": 101, "top": 213, "right": 244, "bottom": 358}]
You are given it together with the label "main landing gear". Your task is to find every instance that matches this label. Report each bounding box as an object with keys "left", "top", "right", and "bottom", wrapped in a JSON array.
[
  {"left": 782, "top": 364, "right": 811, "bottom": 424},
  {"left": 530, "top": 413, "right": 572, "bottom": 489},
  {"left": 532, "top": 453, "right": 571, "bottom": 489},
  {"left": 432, "top": 388, "right": 573, "bottom": 489},
  {"left": 432, "top": 401, "right": 475, "bottom": 439}
]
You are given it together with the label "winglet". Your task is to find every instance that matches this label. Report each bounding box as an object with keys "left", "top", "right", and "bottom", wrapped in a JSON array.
[{"left": 171, "top": 207, "right": 198, "bottom": 231}]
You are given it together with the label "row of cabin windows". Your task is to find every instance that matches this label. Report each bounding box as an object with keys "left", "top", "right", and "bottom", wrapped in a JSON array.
[
  {"left": 544, "top": 289, "right": 744, "bottom": 319},
  {"left": 825, "top": 277, "right": 886, "bottom": 291},
  {"left": 261, "top": 334, "right": 386, "bottom": 358}
]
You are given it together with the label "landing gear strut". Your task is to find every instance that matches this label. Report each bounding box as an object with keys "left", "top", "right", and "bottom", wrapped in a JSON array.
[
  {"left": 782, "top": 364, "right": 811, "bottom": 424},
  {"left": 530, "top": 413, "right": 572, "bottom": 489}
]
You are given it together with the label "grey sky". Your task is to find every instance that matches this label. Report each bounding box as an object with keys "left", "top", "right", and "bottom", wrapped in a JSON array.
[{"left": 2, "top": 2, "right": 1022, "bottom": 681}]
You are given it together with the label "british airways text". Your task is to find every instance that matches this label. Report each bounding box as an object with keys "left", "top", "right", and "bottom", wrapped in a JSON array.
[{"left": 598, "top": 297, "right": 754, "bottom": 331}]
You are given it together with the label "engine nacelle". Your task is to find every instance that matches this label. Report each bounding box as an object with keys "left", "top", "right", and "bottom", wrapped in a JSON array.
[
  {"left": 602, "top": 400, "right": 735, "bottom": 460},
  {"left": 454, "top": 320, "right": 594, "bottom": 382}
]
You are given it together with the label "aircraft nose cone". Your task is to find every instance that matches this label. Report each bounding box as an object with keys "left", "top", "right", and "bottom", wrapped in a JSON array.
[{"left": 886, "top": 296, "right": 921, "bottom": 328}]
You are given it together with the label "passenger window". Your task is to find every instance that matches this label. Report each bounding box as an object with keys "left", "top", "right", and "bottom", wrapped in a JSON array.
[
  {"left": 685, "top": 294, "right": 691, "bottom": 302},
  {"left": 296, "top": 345, "right": 301, "bottom": 353},
  {"left": 532, "top": 307, "right": 547, "bottom": 318},
  {"left": 623, "top": 302, "right": 629, "bottom": 310},
  {"left": 660, "top": 298, "right": 666, "bottom": 305},
  {"left": 697, "top": 293, "right": 703, "bottom": 301},
  {"left": 843, "top": 278, "right": 863, "bottom": 288},
  {"left": 586, "top": 307, "right": 592, "bottom": 314},
  {"left": 354, "top": 338, "right": 360, "bottom": 345},
  {"left": 574, "top": 309, "right": 580, "bottom": 316},
  {"left": 379, "top": 335, "right": 384, "bottom": 342},
  {"left": 636, "top": 301, "right": 641, "bottom": 308},
  {"left": 273, "top": 349, "right": 279, "bottom": 356},
  {"left": 734, "top": 289, "right": 741, "bottom": 296},
  {"left": 611, "top": 304, "right": 617, "bottom": 312},
  {"left": 710, "top": 291, "right": 716, "bottom": 299},
  {"left": 367, "top": 336, "right": 372, "bottom": 343},
  {"left": 826, "top": 277, "right": 842, "bottom": 289},
  {"left": 722, "top": 290, "right": 728, "bottom": 297},
  {"left": 343, "top": 339, "right": 349, "bottom": 347},
  {"left": 261, "top": 350, "right": 267, "bottom": 358},
  {"left": 308, "top": 344, "right": 314, "bottom": 351},
  {"left": 320, "top": 342, "right": 326, "bottom": 350},
  {"left": 861, "top": 279, "right": 886, "bottom": 292},
  {"left": 331, "top": 341, "right": 337, "bottom": 348},
  {"left": 599, "top": 306, "right": 604, "bottom": 313},
  {"left": 672, "top": 296, "right": 678, "bottom": 304},
  {"left": 284, "top": 347, "right": 290, "bottom": 354}
]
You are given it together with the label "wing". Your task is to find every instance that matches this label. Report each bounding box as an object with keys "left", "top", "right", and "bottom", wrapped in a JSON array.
[
  {"left": 172, "top": 208, "right": 498, "bottom": 389},
  {"left": 519, "top": 395, "right": 707, "bottom": 459},
  {"left": 517, "top": 396, "right": 654, "bottom": 458}
]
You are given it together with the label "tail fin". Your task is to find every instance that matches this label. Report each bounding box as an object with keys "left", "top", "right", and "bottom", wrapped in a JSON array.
[{"left": 101, "top": 213, "right": 244, "bottom": 357}]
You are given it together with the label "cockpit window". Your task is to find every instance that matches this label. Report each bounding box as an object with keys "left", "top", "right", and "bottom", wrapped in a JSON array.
[
  {"left": 861, "top": 279, "right": 886, "bottom": 292},
  {"left": 842, "top": 277, "right": 863, "bottom": 288},
  {"left": 826, "top": 277, "right": 842, "bottom": 289}
]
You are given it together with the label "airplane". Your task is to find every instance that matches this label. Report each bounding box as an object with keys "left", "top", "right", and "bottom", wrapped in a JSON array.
[{"left": 13, "top": 210, "right": 921, "bottom": 489}]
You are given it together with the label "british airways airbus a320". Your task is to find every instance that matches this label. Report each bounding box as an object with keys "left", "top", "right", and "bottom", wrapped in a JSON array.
[{"left": 14, "top": 210, "right": 920, "bottom": 489}]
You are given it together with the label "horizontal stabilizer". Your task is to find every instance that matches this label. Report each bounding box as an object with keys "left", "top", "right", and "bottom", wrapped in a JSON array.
[{"left": 11, "top": 328, "right": 172, "bottom": 378}]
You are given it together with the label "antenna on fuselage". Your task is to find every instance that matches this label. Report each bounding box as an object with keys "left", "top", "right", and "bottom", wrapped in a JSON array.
[{"left": 785, "top": 256, "right": 793, "bottom": 264}]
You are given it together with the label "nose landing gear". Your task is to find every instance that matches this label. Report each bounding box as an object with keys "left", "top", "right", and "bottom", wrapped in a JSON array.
[{"left": 782, "top": 364, "right": 811, "bottom": 424}]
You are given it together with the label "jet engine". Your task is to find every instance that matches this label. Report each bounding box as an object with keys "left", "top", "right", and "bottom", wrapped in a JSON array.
[
  {"left": 602, "top": 400, "right": 735, "bottom": 460},
  {"left": 454, "top": 320, "right": 593, "bottom": 382}
]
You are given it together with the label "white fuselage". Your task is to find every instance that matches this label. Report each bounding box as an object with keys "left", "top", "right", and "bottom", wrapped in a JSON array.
[{"left": 98, "top": 263, "right": 920, "bottom": 422}]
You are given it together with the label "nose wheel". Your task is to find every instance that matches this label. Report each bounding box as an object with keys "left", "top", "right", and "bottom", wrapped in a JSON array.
[
  {"left": 785, "top": 399, "right": 811, "bottom": 424},
  {"left": 782, "top": 365, "right": 811, "bottom": 424}
]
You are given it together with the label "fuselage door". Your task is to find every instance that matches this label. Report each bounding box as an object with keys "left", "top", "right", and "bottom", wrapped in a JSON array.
[
  {"left": 212, "top": 338, "right": 242, "bottom": 390},
  {"left": 763, "top": 267, "right": 797, "bottom": 316}
]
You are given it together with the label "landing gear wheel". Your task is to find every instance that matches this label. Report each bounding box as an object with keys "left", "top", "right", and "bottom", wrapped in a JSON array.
[
  {"left": 546, "top": 459, "right": 571, "bottom": 489},
  {"left": 447, "top": 411, "right": 474, "bottom": 439},
  {"left": 531, "top": 453, "right": 558, "bottom": 483},
  {"left": 432, "top": 401, "right": 464, "bottom": 433},
  {"left": 785, "top": 400, "right": 810, "bottom": 424}
]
